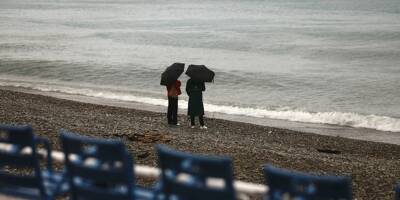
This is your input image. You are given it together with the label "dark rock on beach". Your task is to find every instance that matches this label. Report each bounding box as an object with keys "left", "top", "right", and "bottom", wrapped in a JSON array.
[{"left": 0, "top": 89, "right": 400, "bottom": 200}]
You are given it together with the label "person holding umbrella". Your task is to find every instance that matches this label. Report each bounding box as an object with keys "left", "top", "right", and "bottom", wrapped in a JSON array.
[
  {"left": 185, "top": 64, "right": 215, "bottom": 129},
  {"left": 161, "top": 63, "right": 185, "bottom": 126},
  {"left": 166, "top": 80, "right": 181, "bottom": 126}
]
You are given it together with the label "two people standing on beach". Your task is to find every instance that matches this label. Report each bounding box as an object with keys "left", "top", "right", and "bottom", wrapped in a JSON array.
[
  {"left": 165, "top": 78, "right": 207, "bottom": 129},
  {"left": 162, "top": 63, "right": 214, "bottom": 129}
]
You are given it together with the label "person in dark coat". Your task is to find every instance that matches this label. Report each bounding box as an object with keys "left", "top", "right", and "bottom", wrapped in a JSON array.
[
  {"left": 186, "top": 78, "right": 207, "bottom": 129},
  {"left": 167, "top": 80, "right": 181, "bottom": 126}
]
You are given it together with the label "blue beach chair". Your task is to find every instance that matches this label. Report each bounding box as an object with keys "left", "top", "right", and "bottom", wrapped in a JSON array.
[
  {"left": 0, "top": 125, "right": 67, "bottom": 200},
  {"left": 396, "top": 184, "right": 400, "bottom": 200},
  {"left": 60, "top": 130, "right": 153, "bottom": 200},
  {"left": 155, "top": 145, "right": 236, "bottom": 200},
  {"left": 264, "top": 165, "right": 352, "bottom": 200}
]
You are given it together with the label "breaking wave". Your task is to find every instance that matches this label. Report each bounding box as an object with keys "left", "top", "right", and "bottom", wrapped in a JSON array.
[{"left": 1, "top": 79, "right": 399, "bottom": 133}]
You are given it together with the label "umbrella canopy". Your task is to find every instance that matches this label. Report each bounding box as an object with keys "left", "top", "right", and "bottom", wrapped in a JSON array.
[
  {"left": 160, "top": 63, "right": 185, "bottom": 86},
  {"left": 185, "top": 65, "right": 215, "bottom": 82}
]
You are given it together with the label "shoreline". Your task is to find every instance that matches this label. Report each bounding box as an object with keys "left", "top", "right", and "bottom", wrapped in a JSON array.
[
  {"left": 2, "top": 85, "right": 400, "bottom": 145},
  {"left": 1, "top": 88, "right": 400, "bottom": 199}
]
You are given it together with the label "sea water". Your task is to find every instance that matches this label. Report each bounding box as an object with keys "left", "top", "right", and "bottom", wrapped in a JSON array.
[{"left": 0, "top": 0, "right": 400, "bottom": 132}]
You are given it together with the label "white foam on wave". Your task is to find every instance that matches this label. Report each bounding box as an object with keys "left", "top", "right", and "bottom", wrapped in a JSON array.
[
  {"left": 205, "top": 104, "right": 400, "bottom": 132},
  {"left": 1, "top": 80, "right": 399, "bottom": 133}
]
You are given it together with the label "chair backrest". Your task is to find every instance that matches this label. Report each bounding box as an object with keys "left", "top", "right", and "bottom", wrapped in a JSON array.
[
  {"left": 264, "top": 165, "right": 352, "bottom": 200},
  {"left": 60, "top": 130, "right": 135, "bottom": 200},
  {"left": 156, "top": 145, "right": 236, "bottom": 200},
  {"left": 0, "top": 125, "right": 46, "bottom": 196},
  {"left": 396, "top": 184, "right": 400, "bottom": 200}
]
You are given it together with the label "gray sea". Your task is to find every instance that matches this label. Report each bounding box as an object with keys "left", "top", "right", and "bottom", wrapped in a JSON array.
[{"left": 1, "top": 0, "right": 400, "bottom": 132}]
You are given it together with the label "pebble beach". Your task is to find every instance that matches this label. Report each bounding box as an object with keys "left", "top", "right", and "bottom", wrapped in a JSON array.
[{"left": 0, "top": 88, "right": 399, "bottom": 200}]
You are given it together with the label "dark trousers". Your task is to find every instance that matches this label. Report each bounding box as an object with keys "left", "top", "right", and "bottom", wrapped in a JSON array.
[
  {"left": 167, "top": 97, "right": 178, "bottom": 125},
  {"left": 190, "top": 115, "right": 204, "bottom": 126}
]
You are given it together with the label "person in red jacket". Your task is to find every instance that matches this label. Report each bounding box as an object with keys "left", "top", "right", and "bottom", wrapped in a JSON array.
[{"left": 166, "top": 80, "right": 181, "bottom": 126}]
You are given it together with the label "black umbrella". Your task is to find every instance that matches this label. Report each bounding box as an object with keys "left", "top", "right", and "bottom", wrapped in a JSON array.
[
  {"left": 160, "top": 62, "right": 185, "bottom": 86},
  {"left": 185, "top": 64, "right": 215, "bottom": 82}
]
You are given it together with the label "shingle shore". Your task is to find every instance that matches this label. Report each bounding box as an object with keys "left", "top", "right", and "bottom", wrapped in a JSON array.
[{"left": 0, "top": 89, "right": 399, "bottom": 200}]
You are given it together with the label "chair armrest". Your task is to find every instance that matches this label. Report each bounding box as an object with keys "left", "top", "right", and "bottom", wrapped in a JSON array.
[{"left": 35, "top": 136, "right": 53, "bottom": 173}]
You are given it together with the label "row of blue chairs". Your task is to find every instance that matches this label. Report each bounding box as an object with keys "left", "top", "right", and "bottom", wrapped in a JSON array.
[{"left": 0, "top": 124, "right": 399, "bottom": 200}]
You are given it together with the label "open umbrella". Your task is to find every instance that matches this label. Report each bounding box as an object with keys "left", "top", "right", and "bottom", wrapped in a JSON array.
[
  {"left": 185, "top": 65, "right": 215, "bottom": 82},
  {"left": 160, "top": 63, "right": 185, "bottom": 86}
]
